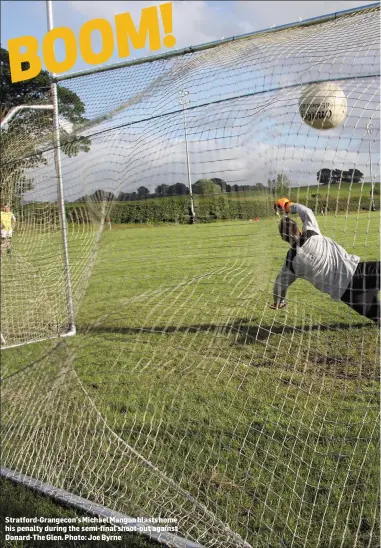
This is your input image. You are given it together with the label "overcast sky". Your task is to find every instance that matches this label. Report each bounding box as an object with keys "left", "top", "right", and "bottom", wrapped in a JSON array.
[{"left": 1, "top": 1, "right": 376, "bottom": 75}]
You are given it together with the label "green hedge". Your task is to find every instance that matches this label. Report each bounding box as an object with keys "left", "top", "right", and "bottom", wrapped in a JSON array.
[
  {"left": 61, "top": 194, "right": 379, "bottom": 225},
  {"left": 194, "top": 196, "right": 271, "bottom": 222},
  {"left": 110, "top": 197, "right": 190, "bottom": 224}
]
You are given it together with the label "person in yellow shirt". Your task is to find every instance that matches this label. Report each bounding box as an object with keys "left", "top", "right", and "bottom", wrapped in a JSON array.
[{"left": 1, "top": 204, "right": 16, "bottom": 256}]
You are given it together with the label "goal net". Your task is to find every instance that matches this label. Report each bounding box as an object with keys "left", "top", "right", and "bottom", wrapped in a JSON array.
[
  {"left": 0, "top": 103, "right": 108, "bottom": 348},
  {"left": 1, "top": 4, "right": 380, "bottom": 547}
]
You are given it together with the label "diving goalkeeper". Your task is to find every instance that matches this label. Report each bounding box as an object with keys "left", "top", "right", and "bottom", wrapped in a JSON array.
[{"left": 271, "top": 198, "right": 380, "bottom": 325}]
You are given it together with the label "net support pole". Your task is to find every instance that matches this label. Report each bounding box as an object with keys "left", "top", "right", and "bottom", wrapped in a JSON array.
[
  {"left": 46, "top": 0, "right": 76, "bottom": 336},
  {"left": 366, "top": 122, "right": 376, "bottom": 211},
  {"left": 179, "top": 90, "right": 196, "bottom": 224}
]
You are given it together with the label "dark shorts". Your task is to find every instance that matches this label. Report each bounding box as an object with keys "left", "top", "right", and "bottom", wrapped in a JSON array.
[{"left": 341, "top": 261, "right": 380, "bottom": 323}]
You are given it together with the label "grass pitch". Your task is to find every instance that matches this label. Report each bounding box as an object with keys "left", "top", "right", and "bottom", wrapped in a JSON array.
[{"left": 1, "top": 212, "right": 379, "bottom": 547}]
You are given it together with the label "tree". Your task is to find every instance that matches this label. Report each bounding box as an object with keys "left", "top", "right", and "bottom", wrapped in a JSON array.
[
  {"left": 317, "top": 168, "right": 364, "bottom": 184},
  {"left": 92, "top": 190, "right": 115, "bottom": 201},
  {"left": 254, "top": 183, "right": 266, "bottom": 192},
  {"left": 1, "top": 47, "right": 91, "bottom": 203},
  {"left": 211, "top": 178, "right": 227, "bottom": 192},
  {"left": 275, "top": 173, "right": 292, "bottom": 196},
  {"left": 137, "top": 186, "right": 150, "bottom": 199},
  {"left": 173, "top": 182, "right": 189, "bottom": 195},
  {"left": 166, "top": 183, "right": 189, "bottom": 196},
  {"left": 267, "top": 173, "right": 292, "bottom": 196},
  {"left": 193, "top": 179, "right": 222, "bottom": 196},
  {"left": 267, "top": 178, "right": 277, "bottom": 196},
  {"left": 346, "top": 169, "right": 364, "bottom": 183},
  {"left": 155, "top": 184, "right": 170, "bottom": 197},
  {"left": 317, "top": 169, "right": 333, "bottom": 184},
  {"left": 317, "top": 169, "right": 345, "bottom": 184}
]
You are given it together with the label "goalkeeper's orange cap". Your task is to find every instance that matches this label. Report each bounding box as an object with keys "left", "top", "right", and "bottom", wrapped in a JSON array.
[{"left": 275, "top": 198, "right": 293, "bottom": 212}]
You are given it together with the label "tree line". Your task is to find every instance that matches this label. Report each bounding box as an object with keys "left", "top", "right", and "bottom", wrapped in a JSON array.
[
  {"left": 317, "top": 168, "right": 364, "bottom": 184},
  {"left": 76, "top": 178, "right": 273, "bottom": 203},
  {"left": 79, "top": 169, "right": 367, "bottom": 203}
]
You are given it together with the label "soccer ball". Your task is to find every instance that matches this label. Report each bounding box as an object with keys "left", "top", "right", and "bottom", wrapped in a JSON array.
[{"left": 299, "top": 82, "right": 347, "bottom": 130}]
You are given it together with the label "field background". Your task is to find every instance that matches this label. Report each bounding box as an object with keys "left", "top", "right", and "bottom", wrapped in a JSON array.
[
  {"left": 1, "top": 209, "right": 380, "bottom": 547},
  {"left": 65, "top": 182, "right": 380, "bottom": 225}
]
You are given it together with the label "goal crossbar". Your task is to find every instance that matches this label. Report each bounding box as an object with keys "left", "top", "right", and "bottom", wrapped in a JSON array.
[{"left": 55, "top": 3, "right": 380, "bottom": 82}]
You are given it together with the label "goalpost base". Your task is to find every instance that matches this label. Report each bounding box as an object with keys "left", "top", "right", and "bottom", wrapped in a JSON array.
[{"left": 0, "top": 325, "right": 77, "bottom": 351}]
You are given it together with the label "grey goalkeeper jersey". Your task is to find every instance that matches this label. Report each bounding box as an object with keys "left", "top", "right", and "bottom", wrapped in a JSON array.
[{"left": 273, "top": 204, "right": 360, "bottom": 302}]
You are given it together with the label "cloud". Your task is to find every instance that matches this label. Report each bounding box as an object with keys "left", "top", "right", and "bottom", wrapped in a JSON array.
[
  {"left": 66, "top": 1, "right": 375, "bottom": 56},
  {"left": 231, "top": 1, "right": 375, "bottom": 33},
  {"left": 67, "top": 1, "right": 221, "bottom": 54},
  {"left": 67, "top": 1, "right": 239, "bottom": 37}
]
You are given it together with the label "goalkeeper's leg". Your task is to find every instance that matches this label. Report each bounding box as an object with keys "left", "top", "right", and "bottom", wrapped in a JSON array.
[
  {"left": 350, "top": 261, "right": 380, "bottom": 291},
  {"left": 341, "top": 289, "right": 380, "bottom": 325},
  {"left": 341, "top": 261, "right": 380, "bottom": 324}
]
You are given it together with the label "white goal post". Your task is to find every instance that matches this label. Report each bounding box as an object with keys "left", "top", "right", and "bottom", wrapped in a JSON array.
[{"left": 0, "top": 0, "right": 77, "bottom": 349}]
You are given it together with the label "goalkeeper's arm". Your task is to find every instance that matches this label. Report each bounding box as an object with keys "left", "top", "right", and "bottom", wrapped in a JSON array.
[
  {"left": 274, "top": 199, "right": 321, "bottom": 235},
  {"left": 272, "top": 263, "right": 297, "bottom": 309},
  {"left": 288, "top": 203, "right": 321, "bottom": 235}
]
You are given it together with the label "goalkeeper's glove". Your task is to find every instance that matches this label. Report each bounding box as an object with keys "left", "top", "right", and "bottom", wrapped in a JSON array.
[{"left": 274, "top": 198, "right": 294, "bottom": 213}]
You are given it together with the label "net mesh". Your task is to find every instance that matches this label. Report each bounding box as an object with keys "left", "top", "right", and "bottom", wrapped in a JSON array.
[{"left": 1, "top": 5, "right": 380, "bottom": 547}]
